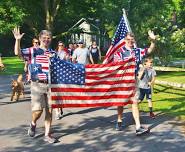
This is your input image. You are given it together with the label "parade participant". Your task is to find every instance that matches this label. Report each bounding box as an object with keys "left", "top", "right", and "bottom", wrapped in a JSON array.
[
  {"left": 89, "top": 41, "right": 101, "bottom": 64},
  {"left": 54, "top": 41, "right": 69, "bottom": 120},
  {"left": 68, "top": 42, "right": 74, "bottom": 62},
  {"left": 13, "top": 27, "right": 57, "bottom": 143},
  {"left": 72, "top": 40, "right": 93, "bottom": 65},
  {"left": 138, "top": 57, "right": 156, "bottom": 119},
  {"left": 114, "top": 31, "right": 157, "bottom": 135}
]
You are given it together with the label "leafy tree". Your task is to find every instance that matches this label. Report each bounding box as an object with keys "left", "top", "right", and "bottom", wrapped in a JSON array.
[{"left": 0, "top": 0, "right": 26, "bottom": 34}]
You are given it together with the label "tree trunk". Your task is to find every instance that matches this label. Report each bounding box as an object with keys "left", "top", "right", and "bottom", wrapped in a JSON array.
[{"left": 44, "top": 0, "right": 61, "bottom": 32}]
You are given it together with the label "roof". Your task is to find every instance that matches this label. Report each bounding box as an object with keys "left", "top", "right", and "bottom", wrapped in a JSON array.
[{"left": 69, "top": 18, "right": 99, "bottom": 31}]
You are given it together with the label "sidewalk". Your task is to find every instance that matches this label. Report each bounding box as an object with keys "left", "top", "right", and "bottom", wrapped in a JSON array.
[{"left": 0, "top": 75, "right": 185, "bottom": 152}]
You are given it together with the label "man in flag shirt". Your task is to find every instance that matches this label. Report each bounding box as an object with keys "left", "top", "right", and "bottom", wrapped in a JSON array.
[
  {"left": 12, "top": 27, "right": 57, "bottom": 143},
  {"left": 113, "top": 31, "right": 157, "bottom": 135}
]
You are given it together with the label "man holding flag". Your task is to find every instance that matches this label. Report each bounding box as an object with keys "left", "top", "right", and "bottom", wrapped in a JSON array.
[{"left": 103, "top": 9, "right": 157, "bottom": 135}]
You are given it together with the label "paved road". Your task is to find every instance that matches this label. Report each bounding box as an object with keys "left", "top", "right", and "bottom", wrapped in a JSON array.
[{"left": 0, "top": 75, "right": 185, "bottom": 152}]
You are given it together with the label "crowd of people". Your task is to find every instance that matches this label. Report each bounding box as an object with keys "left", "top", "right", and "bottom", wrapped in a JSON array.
[{"left": 12, "top": 26, "right": 157, "bottom": 143}]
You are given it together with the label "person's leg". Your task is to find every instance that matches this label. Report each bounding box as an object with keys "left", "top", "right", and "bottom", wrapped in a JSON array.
[
  {"left": 28, "top": 82, "right": 44, "bottom": 137},
  {"left": 146, "top": 88, "right": 155, "bottom": 118},
  {"left": 132, "top": 103, "right": 141, "bottom": 129},
  {"left": 43, "top": 91, "right": 57, "bottom": 143},
  {"left": 116, "top": 106, "right": 124, "bottom": 131},
  {"left": 134, "top": 88, "right": 145, "bottom": 129},
  {"left": 117, "top": 106, "right": 124, "bottom": 122},
  {"left": 132, "top": 88, "right": 149, "bottom": 135},
  {"left": 44, "top": 107, "right": 52, "bottom": 136},
  {"left": 31, "top": 110, "right": 43, "bottom": 125},
  {"left": 55, "top": 108, "right": 61, "bottom": 120}
]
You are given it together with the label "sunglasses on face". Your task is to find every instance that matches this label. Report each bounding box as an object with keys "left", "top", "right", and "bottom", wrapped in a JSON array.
[
  {"left": 34, "top": 42, "right": 39, "bottom": 44},
  {"left": 125, "top": 38, "right": 135, "bottom": 41}
]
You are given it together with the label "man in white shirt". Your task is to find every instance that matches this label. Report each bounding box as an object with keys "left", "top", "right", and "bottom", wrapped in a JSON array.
[{"left": 72, "top": 40, "right": 93, "bottom": 65}]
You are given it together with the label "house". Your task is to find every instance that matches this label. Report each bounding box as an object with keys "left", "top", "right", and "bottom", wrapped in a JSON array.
[{"left": 69, "top": 18, "right": 110, "bottom": 50}]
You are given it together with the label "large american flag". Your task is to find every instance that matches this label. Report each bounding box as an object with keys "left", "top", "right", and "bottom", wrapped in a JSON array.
[
  {"left": 50, "top": 57, "right": 136, "bottom": 108},
  {"left": 103, "top": 10, "right": 131, "bottom": 64}
]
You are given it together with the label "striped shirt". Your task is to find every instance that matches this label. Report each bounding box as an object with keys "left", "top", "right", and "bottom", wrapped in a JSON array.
[
  {"left": 113, "top": 46, "right": 148, "bottom": 74},
  {"left": 21, "top": 47, "right": 56, "bottom": 81}
]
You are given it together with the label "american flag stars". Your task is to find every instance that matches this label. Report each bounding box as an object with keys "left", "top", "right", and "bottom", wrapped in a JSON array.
[
  {"left": 50, "top": 58, "right": 85, "bottom": 85},
  {"left": 112, "top": 16, "right": 128, "bottom": 45}
]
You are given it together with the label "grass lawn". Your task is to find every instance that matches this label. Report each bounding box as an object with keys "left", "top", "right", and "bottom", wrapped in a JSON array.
[
  {"left": 139, "top": 84, "right": 185, "bottom": 120},
  {"left": 1, "top": 57, "right": 185, "bottom": 120},
  {"left": 0, "top": 56, "right": 24, "bottom": 75},
  {"left": 140, "top": 70, "right": 185, "bottom": 120},
  {"left": 156, "top": 71, "right": 185, "bottom": 84}
]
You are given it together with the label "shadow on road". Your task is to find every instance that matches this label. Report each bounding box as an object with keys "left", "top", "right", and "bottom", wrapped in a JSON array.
[{"left": 0, "top": 107, "right": 185, "bottom": 152}]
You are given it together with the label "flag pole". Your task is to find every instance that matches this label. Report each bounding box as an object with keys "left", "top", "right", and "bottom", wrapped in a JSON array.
[
  {"left": 122, "top": 8, "right": 137, "bottom": 47},
  {"left": 122, "top": 8, "right": 132, "bottom": 33}
]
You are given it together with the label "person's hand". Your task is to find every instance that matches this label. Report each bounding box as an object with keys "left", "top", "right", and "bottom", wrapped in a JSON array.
[
  {"left": 148, "top": 30, "right": 157, "bottom": 41},
  {"left": 12, "top": 26, "right": 25, "bottom": 40},
  {"left": 148, "top": 82, "right": 152, "bottom": 86}
]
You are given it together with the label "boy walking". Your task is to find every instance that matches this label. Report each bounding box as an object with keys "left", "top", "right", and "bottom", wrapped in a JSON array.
[{"left": 138, "top": 57, "right": 156, "bottom": 119}]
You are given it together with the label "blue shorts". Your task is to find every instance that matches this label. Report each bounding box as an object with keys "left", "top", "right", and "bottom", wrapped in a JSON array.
[{"left": 138, "top": 88, "right": 152, "bottom": 101}]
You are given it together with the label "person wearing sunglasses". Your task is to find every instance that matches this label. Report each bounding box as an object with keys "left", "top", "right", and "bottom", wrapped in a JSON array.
[
  {"left": 13, "top": 27, "right": 58, "bottom": 143},
  {"left": 54, "top": 41, "right": 69, "bottom": 120}
]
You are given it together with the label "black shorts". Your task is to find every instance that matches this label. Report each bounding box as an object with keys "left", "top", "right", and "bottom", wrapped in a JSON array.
[{"left": 138, "top": 88, "right": 152, "bottom": 101}]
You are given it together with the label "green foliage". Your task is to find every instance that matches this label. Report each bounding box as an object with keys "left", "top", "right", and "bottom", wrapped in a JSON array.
[
  {"left": 0, "top": 1, "right": 26, "bottom": 34},
  {"left": 179, "top": 0, "right": 185, "bottom": 27},
  {"left": 0, "top": 0, "right": 185, "bottom": 58},
  {"left": 171, "top": 28, "right": 185, "bottom": 55}
]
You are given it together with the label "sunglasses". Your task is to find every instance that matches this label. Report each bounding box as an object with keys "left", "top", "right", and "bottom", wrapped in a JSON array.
[
  {"left": 34, "top": 42, "right": 39, "bottom": 44},
  {"left": 125, "top": 38, "right": 135, "bottom": 41}
]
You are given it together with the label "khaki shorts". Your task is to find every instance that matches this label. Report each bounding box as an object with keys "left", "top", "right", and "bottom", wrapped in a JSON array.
[{"left": 31, "top": 82, "right": 52, "bottom": 111}]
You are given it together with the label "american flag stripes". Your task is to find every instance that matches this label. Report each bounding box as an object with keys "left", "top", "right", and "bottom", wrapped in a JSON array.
[
  {"left": 50, "top": 57, "right": 136, "bottom": 108},
  {"left": 103, "top": 9, "right": 131, "bottom": 64},
  {"left": 21, "top": 47, "right": 55, "bottom": 81}
]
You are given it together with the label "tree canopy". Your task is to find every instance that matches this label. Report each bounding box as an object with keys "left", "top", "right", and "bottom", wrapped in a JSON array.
[{"left": 0, "top": 0, "right": 184, "bottom": 60}]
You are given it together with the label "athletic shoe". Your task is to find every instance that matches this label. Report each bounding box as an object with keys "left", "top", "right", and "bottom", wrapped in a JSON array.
[
  {"left": 28, "top": 123, "right": 36, "bottom": 137},
  {"left": 136, "top": 126, "right": 150, "bottom": 136},
  {"left": 55, "top": 113, "right": 63, "bottom": 120},
  {"left": 115, "top": 122, "right": 123, "bottom": 131},
  {"left": 44, "top": 134, "right": 58, "bottom": 143},
  {"left": 149, "top": 112, "right": 155, "bottom": 119}
]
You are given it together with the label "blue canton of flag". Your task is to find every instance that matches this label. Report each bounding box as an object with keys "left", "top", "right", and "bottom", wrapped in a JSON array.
[
  {"left": 112, "top": 16, "right": 128, "bottom": 45},
  {"left": 50, "top": 57, "right": 85, "bottom": 85},
  {"left": 29, "top": 64, "right": 46, "bottom": 81}
]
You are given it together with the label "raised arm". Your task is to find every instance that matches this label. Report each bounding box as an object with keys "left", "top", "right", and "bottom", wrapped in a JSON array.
[
  {"left": 12, "top": 26, "right": 25, "bottom": 56},
  {"left": 147, "top": 30, "right": 157, "bottom": 54},
  {"left": 137, "top": 67, "right": 145, "bottom": 80}
]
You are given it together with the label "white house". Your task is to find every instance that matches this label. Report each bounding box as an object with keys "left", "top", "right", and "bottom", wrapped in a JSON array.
[{"left": 69, "top": 18, "right": 100, "bottom": 47}]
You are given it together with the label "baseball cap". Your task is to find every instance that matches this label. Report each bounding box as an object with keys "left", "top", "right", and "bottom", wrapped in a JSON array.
[{"left": 78, "top": 40, "right": 84, "bottom": 44}]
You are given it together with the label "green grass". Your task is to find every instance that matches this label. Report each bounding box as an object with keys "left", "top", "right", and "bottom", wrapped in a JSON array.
[
  {"left": 156, "top": 71, "right": 185, "bottom": 83},
  {"left": 140, "top": 70, "right": 185, "bottom": 120},
  {"left": 0, "top": 57, "right": 24, "bottom": 75}
]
